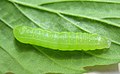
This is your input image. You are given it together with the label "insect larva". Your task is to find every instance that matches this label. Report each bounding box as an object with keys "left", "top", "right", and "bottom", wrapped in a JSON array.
[{"left": 13, "top": 26, "right": 111, "bottom": 51}]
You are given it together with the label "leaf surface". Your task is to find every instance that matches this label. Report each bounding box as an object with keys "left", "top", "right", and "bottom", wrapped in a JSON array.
[{"left": 0, "top": 0, "right": 120, "bottom": 74}]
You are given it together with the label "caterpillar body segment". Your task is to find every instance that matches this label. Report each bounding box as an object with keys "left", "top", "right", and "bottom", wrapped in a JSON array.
[{"left": 13, "top": 26, "right": 111, "bottom": 51}]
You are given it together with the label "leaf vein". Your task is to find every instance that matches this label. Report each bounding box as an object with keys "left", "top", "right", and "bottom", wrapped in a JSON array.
[
  {"left": 0, "top": 46, "right": 33, "bottom": 74},
  {"left": 9, "top": 0, "right": 120, "bottom": 28}
]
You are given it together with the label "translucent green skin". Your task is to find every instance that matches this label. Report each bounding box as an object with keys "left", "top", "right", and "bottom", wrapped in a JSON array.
[{"left": 13, "top": 26, "right": 111, "bottom": 51}]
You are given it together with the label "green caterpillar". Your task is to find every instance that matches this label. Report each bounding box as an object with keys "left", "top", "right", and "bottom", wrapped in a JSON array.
[{"left": 13, "top": 26, "right": 111, "bottom": 51}]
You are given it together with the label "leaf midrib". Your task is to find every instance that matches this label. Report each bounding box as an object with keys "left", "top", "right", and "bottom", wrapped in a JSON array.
[{"left": 38, "top": 0, "right": 120, "bottom": 5}]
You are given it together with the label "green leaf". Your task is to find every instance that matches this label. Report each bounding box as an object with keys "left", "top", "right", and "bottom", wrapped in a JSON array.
[{"left": 0, "top": 0, "right": 120, "bottom": 74}]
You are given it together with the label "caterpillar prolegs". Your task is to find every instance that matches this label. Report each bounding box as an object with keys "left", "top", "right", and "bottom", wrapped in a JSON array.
[{"left": 13, "top": 26, "right": 111, "bottom": 51}]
